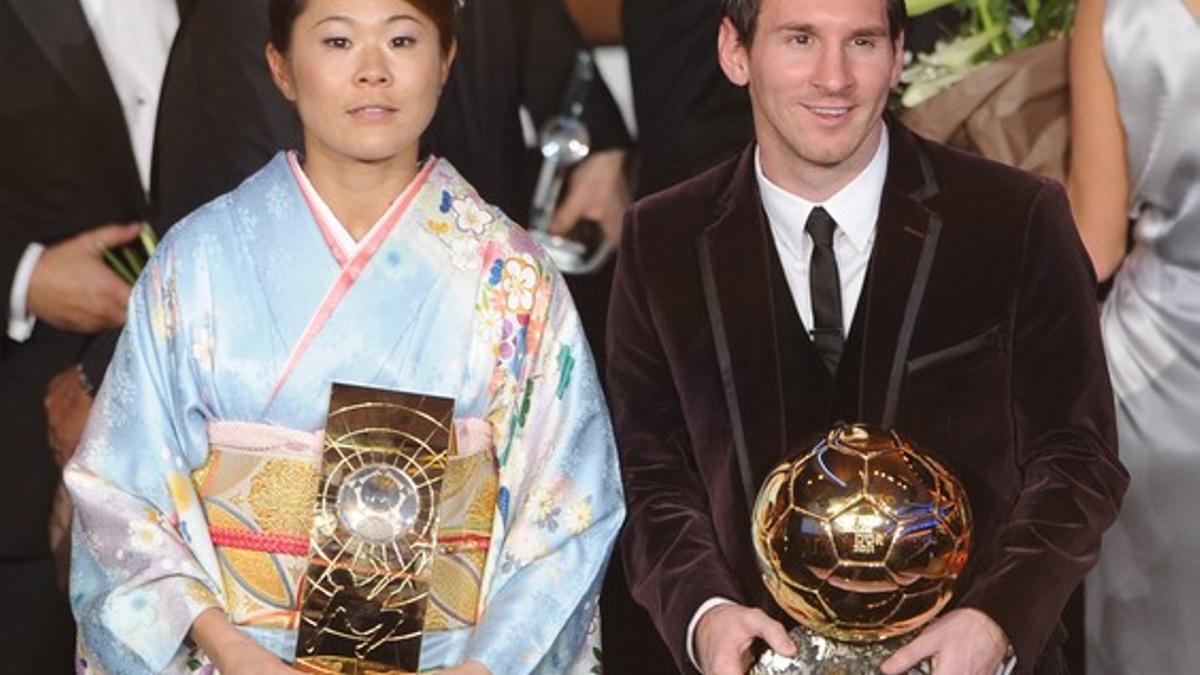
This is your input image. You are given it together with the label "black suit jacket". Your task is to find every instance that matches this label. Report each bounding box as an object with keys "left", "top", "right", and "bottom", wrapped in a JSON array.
[
  {"left": 607, "top": 121, "right": 1128, "bottom": 674},
  {"left": 622, "top": 0, "right": 753, "bottom": 198},
  {"left": 0, "top": 0, "right": 299, "bottom": 558},
  {"left": 426, "top": 0, "right": 631, "bottom": 224}
]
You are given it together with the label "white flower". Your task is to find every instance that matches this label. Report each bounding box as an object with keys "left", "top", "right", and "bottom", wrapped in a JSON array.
[
  {"left": 478, "top": 307, "right": 505, "bottom": 344},
  {"left": 502, "top": 259, "right": 537, "bottom": 313},
  {"left": 128, "top": 518, "right": 165, "bottom": 553},
  {"left": 452, "top": 198, "right": 494, "bottom": 235},
  {"left": 566, "top": 497, "right": 593, "bottom": 535},
  {"left": 449, "top": 234, "right": 479, "bottom": 270}
]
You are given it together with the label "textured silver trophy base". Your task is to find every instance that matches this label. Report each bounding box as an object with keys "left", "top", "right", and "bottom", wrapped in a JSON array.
[{"left": 750, "top": 626, "right": 931, "bottom": 675}]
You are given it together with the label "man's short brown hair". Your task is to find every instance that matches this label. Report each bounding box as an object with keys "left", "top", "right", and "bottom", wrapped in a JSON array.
[{"left": 722, "top": 0, "right": 907, "bottom": 45}]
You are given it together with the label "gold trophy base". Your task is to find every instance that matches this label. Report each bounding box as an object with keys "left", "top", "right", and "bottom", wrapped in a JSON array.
[{"left": 750, "top": 626, "right": 930, "bottom": 675}]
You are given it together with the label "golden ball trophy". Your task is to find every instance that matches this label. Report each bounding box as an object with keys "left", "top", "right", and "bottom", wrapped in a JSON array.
[{"left": 750, "top": 424, "right": 973, "bottom": 675}]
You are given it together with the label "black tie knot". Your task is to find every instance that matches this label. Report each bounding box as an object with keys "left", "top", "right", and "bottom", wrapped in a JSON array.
[{"left": 805, "top": 207, "right": 837, "bottom": 248}]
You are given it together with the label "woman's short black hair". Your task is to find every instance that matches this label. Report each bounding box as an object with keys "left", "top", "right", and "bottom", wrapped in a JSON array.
[{"left": 268, "top": 0, "right": 458, "bottom": 54}]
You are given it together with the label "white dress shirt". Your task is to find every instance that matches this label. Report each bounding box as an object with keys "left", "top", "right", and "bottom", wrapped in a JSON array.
[
  {"left": 686, "top": 127, "right": 890, "bottom": 671},
  {"left": 758, "top": 127, "right": 889, "bottom": 336},
  {"left": 8, "top": 0, "right": 179, "bottom": 341}
]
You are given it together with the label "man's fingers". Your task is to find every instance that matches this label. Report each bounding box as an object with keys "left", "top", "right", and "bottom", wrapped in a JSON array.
[
  {"left": 97, "top": 275, "right": 133, "bottom": 326},
  {"left": 87, "top": 222, "right": 145, "bottom": 249},
  {"left": 101, "top": 300, "right": 128, "bottom": 329},
  {"left": 755, "top": 613, "right": 797, "bottom": 657},
  {"left": 548, "top": 187, "right": 588, "bottom": 236},
  {"left": 881, "top": 632, "right": 937, "bottom": 674}
]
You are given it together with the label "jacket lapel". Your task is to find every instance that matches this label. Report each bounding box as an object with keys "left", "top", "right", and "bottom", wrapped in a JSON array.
[
  {"left": 850, "top": 121, "right": 944, "bottom": 426},
  {"left": 175, "top": 0, "right": 199, "bottom": 24},
  {"left": 696, "top": 147, "right": 789, "bottom": 513},
  {"left": 7, "top": 0, "right": 139, "bottom": 191}
]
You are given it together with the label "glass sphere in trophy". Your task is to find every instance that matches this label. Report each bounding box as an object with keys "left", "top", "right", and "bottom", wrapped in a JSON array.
[{"left": 750, "top": 424, "right": 973, "bottom": 675}]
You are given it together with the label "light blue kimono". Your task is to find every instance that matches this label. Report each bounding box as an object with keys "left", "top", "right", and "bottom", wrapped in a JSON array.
[{"left": 66, "top": 153, "right": 624, "bottom": 674}]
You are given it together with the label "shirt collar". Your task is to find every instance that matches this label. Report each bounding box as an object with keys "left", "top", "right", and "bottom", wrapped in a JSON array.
[{"left": 755, "top": 125, "right": 890, "bottom": 254}]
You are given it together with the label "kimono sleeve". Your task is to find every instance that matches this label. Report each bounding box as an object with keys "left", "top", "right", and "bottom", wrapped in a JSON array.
[
  {"left": 464, "top": 254, "right": 625, "bottom": 674},
  {"left": 65, "top": 234, "right": 223, "bottom": 674}
]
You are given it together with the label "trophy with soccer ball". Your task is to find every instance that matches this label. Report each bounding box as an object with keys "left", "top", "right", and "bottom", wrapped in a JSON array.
[{"left": 750, "top": 424, "right": 973, "bottom": 675}]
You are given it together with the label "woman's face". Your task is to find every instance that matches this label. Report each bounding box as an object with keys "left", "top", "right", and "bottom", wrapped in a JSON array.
[{"left": 268, "top": 0, "right": 452, "bottom": 167}]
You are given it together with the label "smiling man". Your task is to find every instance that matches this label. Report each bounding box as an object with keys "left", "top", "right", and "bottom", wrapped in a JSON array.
[{"left": 606, "top": 0, "right": 1128, "bottom": 673}]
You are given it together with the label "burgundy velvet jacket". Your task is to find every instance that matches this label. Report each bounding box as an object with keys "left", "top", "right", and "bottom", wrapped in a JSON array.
[{"left": 606, "top": 121, "right": 1128, "bottom": 674}]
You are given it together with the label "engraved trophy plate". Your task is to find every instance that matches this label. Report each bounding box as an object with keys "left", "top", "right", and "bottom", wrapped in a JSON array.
[
  {"left": 295, "top": 384, "right": 455, "bottom": 674},
  {"left": 749, "top": 424, "right": 974, "bottom": 675}
]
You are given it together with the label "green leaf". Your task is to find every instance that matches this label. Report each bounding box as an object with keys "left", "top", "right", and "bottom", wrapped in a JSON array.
[
  {"left": 100, "top": 246, "right": 137, "bottom": 285},
  {"left": 905, "top": 0, "right": 959, "bottom": 16},
  {"left": 139, "top": 223, "right": 158, "bottom": 256},
  {"left": 121, "top": 244, "right": 143, "bottom": 278}
]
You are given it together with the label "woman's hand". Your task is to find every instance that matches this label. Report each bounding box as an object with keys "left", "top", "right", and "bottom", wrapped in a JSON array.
[{"left": 190, "top": 608, "right": 302, "bottom": 674}]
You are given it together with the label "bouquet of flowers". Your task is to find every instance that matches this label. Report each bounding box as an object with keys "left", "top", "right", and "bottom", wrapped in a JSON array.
[
  {"left": 898, "top": 0, "right": 1077, "bottom": 180},
  {"left": 900, "top": 0, "right": 1075, "bottom": 107},
  {"left": 100, "top": 224, "right": 158, "bottom": 284}
]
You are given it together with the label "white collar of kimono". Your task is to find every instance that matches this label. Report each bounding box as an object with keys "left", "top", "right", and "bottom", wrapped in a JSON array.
[
  {"left": 287, "top": 150, "right": 409, "bottom": 263},
  {"left": 267, "top": 151, "right": 435, "bottom": 409}
]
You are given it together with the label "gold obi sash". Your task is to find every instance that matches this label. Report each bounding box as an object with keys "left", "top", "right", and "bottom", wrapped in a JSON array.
[{"left": 193, "top": 419, "right": 498, "bottom": 633}]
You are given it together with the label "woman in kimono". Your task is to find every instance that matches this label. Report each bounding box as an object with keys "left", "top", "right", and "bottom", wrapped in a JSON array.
[{"left": 65, "top": 0, "right": 624, "bottom": 673}]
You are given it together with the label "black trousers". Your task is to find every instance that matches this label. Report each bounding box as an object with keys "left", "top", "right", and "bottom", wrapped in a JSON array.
[{"left": 0, "top": 557, "right": 74, "bottom": 674}]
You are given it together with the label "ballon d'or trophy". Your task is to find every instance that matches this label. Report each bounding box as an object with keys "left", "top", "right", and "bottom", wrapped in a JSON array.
[{"left": 750, "top": 424, "right": 973, "bottom": 675}]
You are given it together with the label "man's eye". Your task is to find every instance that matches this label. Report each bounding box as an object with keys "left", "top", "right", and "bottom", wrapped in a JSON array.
[
  {"left": 323, "top": 37, "right": 351, "bottom": 49},
  {"left": 391, "top": 36, "right": 416, "bottom": 48},
  {"left": 852, "top": 37, "right": 877, "bottom": 48},
  {"left": 790, "top": 33, "right": 812, "bottom": 45}
]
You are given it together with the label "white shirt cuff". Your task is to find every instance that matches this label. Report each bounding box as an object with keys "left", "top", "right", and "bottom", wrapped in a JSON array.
[
  {"left": 8, "top": 243, "right": 44, "bottom": 342},
  {"left": 686, "top": 596, "right": 735, "bottom": 672}
]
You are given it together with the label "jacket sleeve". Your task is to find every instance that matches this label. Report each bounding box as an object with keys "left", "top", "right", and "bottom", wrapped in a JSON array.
[
  {"left": 606, "top": 208, "right": 746, "bottom": 673},
  {"left": 956, "top": 181, "right": 1129, "bottom": 672}
]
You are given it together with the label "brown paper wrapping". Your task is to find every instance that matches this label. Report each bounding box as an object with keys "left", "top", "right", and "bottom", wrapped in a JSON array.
[{"left": 900, "top": 39, "right": 1070, "bottom": 182}]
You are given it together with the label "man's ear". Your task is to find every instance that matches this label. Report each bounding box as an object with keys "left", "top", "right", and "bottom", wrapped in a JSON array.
[
  {"left": 717, "top": 17, "right": 751, "bottom": 87},
  {"left": 889, "top": 31, "right": 906, "bottom": 89},
  {"left": 265, "top": 43, "right": 296, "bottom": 102}
]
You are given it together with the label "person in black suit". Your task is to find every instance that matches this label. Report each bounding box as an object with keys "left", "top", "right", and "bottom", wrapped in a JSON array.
[
  {"left": 622, "top": 0, "right": 754, "bottom": 199},
  {"left": 427, "top": 0, "right": 631, "bottom": 237},
  {"left": 1, "top": 1, "right": 299, "bottom": 671},
  {"left": 608, "top": 0, "right": 1128, "bottom": 674}
]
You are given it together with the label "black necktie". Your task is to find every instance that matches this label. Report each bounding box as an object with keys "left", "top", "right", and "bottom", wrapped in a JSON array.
[{"left": 806, "top": 207, "right": 843, "bottom": 374}]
